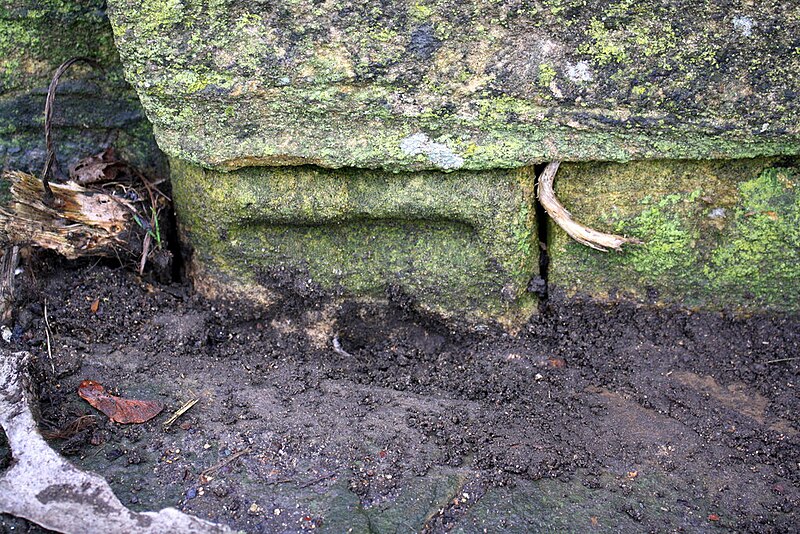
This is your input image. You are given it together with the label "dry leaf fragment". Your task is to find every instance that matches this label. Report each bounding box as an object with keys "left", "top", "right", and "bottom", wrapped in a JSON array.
[
  {"left": 69, "top": 147, "right": 132, "bottom": 185},
  {"left": 90, "top": 298, "right": 100, "bottom": 313},
  {"left": 78, "top": 380, "right": 164, "bottom": 424}
]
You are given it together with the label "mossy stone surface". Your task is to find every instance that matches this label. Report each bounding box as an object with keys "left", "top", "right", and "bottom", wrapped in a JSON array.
[
  {"left": 171, "top": 159, "right": 539, "bottom": 325},
  {"left": 107, "top": 0, "right": 800, "bottom": 171},
  {"left": 549, "top": 158, "right": 800, "bottom": 312},
  {"left": 0, "top": 1, "right": 163, "bottom": 178}
]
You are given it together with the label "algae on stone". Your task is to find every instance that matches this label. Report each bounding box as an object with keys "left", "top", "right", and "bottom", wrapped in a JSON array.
[
  {"left": 0, "top": 1, "right": 163, "bottom": 177},
  {"left": 171, "top": 159, "right": 539, "bottom": 325},
  {"left": 549, "top": 159, "right": 800, "bottom": 311},
  {"left": 107, "top": 0, "right": 800, "bottom": 171}
]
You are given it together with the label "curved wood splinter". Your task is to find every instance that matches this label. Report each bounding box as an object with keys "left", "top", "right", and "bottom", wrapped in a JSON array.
[{"left": 537, "top": 161, "right": 642, "bottom": 252}]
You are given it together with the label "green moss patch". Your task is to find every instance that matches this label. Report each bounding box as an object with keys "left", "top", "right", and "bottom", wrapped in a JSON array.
[
  {"left": 171, "top": 159, "right": 539, "bottom": 326},
  {"left": 549, "top": 159, "right": 800, "bottom": 311}
]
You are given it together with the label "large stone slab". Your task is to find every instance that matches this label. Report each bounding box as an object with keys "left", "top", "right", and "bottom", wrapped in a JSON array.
[
  {"left": 0, "top": 1, "right": 163, "bottom": 179},
  {"left": 107, "top": 0, "right": 800, "bottom": 171},
  {"left": 171, "top": 160, "right": 539, "bottom": 325},
  {"left": 549, "top": 158, "right": 800, "bottom": 312}
]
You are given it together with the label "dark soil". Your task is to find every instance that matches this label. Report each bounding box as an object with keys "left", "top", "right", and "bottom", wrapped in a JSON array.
[{"left": 1, "top": 254, "right": 798, "bottom": 533}]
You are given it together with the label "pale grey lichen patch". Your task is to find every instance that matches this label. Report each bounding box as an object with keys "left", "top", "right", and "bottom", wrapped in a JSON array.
[
  {"left": 566, "top": 61, "right": 593, "bottom": 83},
  {"left": 733, "top": 16, "right": 754, "bottom": 37},
  {"left": 709, "top": 207, "right": 726, "bottom": 219},
  {"left": 400, "top": 133, "right": 465, "bottom": 170}
]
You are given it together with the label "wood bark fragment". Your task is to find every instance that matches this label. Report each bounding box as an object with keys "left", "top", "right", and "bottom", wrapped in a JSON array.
[
  {"left": 0, "top": 246, "right": 19, "bottom": 325},
  {"left": 537, "top": 161, "right": 642, "bottom": 252},
  {"left": 0, "top": 171, "right": 138, "bottom": 260}
]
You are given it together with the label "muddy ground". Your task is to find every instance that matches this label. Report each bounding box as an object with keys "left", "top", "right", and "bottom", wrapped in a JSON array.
[{"left": 1, "top": 254, "right": 798, "bottom": 533}]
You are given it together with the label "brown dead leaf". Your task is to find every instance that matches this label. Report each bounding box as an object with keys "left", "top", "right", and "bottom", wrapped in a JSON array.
[
  {"left": 69, "top": 147, "right": 132, "bottom": 185},
  {"left": 90, "top": 298, "right": 100, "bottom": 314},
  {"left": 78, "top": 380, "right": 164, "bottom": 424}
]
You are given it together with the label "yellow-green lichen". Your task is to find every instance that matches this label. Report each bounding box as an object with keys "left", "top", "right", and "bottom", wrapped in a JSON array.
[
  {"left": 170, "top": 159, "right": 540, "bottom": 326},
  {"left": 550, "top": 159, "right": 800, "bottom": 311}
]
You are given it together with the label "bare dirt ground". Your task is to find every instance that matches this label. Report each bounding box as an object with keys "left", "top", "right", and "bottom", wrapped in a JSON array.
[{"left": 1, "top": 254, "right": 798, "bottom": 533}]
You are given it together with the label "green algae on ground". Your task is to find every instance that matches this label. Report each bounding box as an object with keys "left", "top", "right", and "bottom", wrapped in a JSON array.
[
  {"left": 549, "top": 159, "right": 800, "bottom": 311},
  {"left": 171, "top": 159, "right": 539, "bottom": 326}
]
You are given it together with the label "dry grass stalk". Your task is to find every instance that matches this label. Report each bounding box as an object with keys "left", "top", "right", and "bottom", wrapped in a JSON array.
[{"left": 537, "top": 161, "right": 642, "bottom": 252}]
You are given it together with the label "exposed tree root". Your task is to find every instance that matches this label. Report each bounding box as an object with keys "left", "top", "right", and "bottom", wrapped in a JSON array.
[{"left": 537, "top": 161, "right": 642, "bottom": 252}]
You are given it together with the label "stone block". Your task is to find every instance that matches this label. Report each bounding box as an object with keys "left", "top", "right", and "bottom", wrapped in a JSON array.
[
  {"left": 107, "top": 0, "right": 800, "bottom": 171},
  {"left": 549, "top": 159, "right": 800, "bottom": 312},
  {"left": 171, "top": 160, "right": 539, "bottom": 325},
  {"left": 0, "top": 1, "right": 163, "bottom": 179}
]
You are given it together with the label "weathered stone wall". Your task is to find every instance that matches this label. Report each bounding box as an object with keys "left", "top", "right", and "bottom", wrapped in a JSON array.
[
  {"left": 92, "top": 1, "right": 800, "bottom": 320},
  {"left": 550, "top": 158, "right": 800, "bottom": 312},
  {"left": 108, "top": 0, "right": 800, "bottom": 171},
  {"left": 0, "top": 1, "right": 163, "bottom": 182}
]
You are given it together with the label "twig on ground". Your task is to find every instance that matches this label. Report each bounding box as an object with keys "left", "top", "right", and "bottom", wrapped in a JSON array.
[
  {"left": 163, "top": 397, "right": 200, "bottom": 431},
  {"left": 43, "top": 298, "right": 54, "bottom": 374},
  {"left": 537, "top": 161, "right": 642, "bottom": 252},
  {"left": 332, "top": 334, "right": 353, "bottom": 358},
  {"left": 201, "top": 448, "right": 252, "bottom": 479},
  {"left": 764, "top": 357, "right": 799, "bottom": 364},
  {"left": 299, "top": 473, "right": 337, "bottom": 488}
]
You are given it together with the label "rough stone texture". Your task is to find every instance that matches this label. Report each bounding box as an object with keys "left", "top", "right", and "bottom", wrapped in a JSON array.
[
  {"left": 0, "top": 1, "right": 164, "bottom": 184},
  {"left": 107, "top": 0, "right": 800, "bottom": 171},
  {"left": 171, "top": 159, "right": 539, "bottom": 325},
  {"left": 549, "top": 158, "right": 800, "bottom": 312}
]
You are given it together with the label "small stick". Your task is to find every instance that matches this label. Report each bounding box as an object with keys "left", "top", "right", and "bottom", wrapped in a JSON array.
[
  {"left": 299, "top": 473, "right": 336, "bottom": 488},
  {"left": 332, "top": 335, "right": 352, "bottom": 358},
  {"left": 41, "top": 57, "right": 102, "bottom": 205},
  {"left": 43, "top": 298, "right": 55, "bottom": 374},
  {"left": 163, "top": 397, "right": 200, "bottom": 430},
  {"left": 764, "top": 357, "right": 799, "bottom": 364},
  {"left": 200, "top": 447, "right": 251, "bottom": 478},
  {"left": 537, "top": 161, "right": 642, "bottom": 252}
]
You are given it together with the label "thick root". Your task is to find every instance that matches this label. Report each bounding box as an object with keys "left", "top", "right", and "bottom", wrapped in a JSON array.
[{"left": 537, "top": 161, "right": 642, "bottom": 252}]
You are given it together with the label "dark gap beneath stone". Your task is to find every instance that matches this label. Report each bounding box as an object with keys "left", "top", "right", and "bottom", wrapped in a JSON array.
[
  {"left": 159, "top": 173, "right": 186, "bottom": 283},
  {"left": 0, "top": 425, "right": 11, "bottom": 474},
  {"left": 529, "top": 163, "right": 550, "bottom": 301}
]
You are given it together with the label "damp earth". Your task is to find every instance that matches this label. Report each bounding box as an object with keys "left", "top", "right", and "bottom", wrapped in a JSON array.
[{"left": 0, "top": 255, "right": 797, "bottom": 533}]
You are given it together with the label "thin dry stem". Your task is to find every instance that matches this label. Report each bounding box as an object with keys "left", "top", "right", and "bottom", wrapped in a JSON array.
[{"left": 537, "top": 161, "right": 642, "bottom": 252}]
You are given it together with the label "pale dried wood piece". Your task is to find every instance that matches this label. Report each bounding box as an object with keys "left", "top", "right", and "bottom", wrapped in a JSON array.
[
  {"left": 537, "top": 161, "right": 642, "bottom": 252},
  {"left": 0, "top": 171, "right": 135, "bottom": 259},
  {"left": 0, "top": 245, "right": 19, "bottom": 324}
]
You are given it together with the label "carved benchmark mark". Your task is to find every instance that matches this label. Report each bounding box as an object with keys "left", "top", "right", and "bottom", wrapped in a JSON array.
[{"left": 537, "top": 161, "right": 642, "bottom": 252}]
